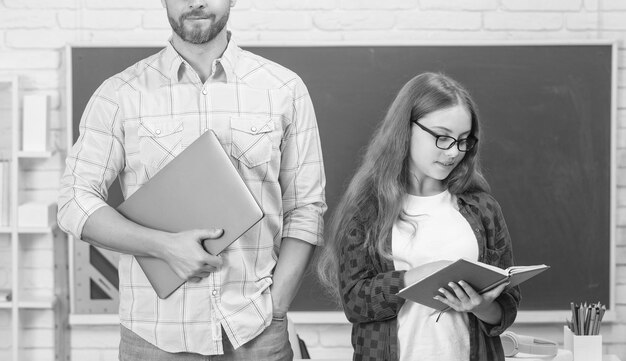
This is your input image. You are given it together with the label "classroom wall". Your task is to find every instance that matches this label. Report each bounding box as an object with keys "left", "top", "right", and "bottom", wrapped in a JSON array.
[{"left": 0, "top": 0, "right": 625, "bottom": 360}]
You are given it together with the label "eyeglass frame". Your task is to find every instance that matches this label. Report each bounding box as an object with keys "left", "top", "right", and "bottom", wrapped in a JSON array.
[{"left": 411, "top": 120, "right": 478, "bottom": 152}]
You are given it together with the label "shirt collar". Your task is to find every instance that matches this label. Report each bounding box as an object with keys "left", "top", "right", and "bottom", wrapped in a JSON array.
[{"left": 163, "top": 32, "right": 241, "bottom": 84}]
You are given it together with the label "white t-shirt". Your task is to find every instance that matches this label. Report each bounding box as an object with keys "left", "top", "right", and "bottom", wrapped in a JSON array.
[{"left": 392, "top": 190, "right": 479, "bottom": 361}]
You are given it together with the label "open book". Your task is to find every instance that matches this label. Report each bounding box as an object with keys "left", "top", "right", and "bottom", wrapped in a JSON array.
[{"left": 396, "top": 259, "right": 549, "bottom": 311}]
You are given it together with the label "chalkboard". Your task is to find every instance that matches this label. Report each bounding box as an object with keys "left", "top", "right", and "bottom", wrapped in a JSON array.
[{"left": 70, "top": 44, "right": 613, "bottom": 313}]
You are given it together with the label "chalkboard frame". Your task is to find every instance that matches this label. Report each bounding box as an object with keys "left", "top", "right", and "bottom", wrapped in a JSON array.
[{"left": 65, "top": 40, "right": 618, "bottom": 324}]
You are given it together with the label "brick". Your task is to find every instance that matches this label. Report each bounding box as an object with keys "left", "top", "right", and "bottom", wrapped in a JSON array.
[
  {"left": 566, "top": 13, "right": 599, "bottom": 30},
  {"left": 620, "top": 110, "right": 626, "bottom": 129},
  {"left": 0, "top": 50, "right": 60, "bottom": 70},
  {"left": 258, "top": 30, "right": 342, "bottom": 42},
  {"left": 4, "top": 0, "right": 77, "bottom": 9},
  {"left": 501, "top": 0, "right": 582, "bottom": 11},
  {"left": 600, "top": 0, "right": 626, "bottom": 10},
  {"left": 620, "top": 129, "right": 626, "bottom": 149},
  {"left": 142, "top": 10, "right": 170, "bottom": 29},
  {"left": 0, "top": 10, "right": 57, "bottom": 28},
  {"left": 618, "top": 283, "right": 626, "bottom": 302},
  {"left": 618, "top": 264, "right": 626, "bottom": 284},
  {"left": 6, "top": 30, "right": 76, "bottom": 49},
  {"left": 618, "top": 169, "right": 626, "bottom": 187},
  {"left": 600, "top": 12, "right": 626, "bottom": 30},
  {"left": 419, "top": 0, "right": 497, "bottom": 11},
  {"left": 230, "top": 12, "right": 312, "bottom": 30},
  {"left": 254, "top": 0, "right": 337, "bottom": 10},
  {"left": 397, "top": 11, "right": 481, "bottom": 30},
  {"left": 484, "top": 13, "right": 563, "bottom": 30},
  {"left": 340, "top": 0, "right": 416, "bottom": 10},
  {"left": 617, "top": 227, "right": 626, "bottom": 246},
  {"left": 619, "top": 188, "right": 626, "bottom": 208},
  {"left": 584, "top": 0, "right": 599, "bottom": 10},
  {"left": 620, "top": 50, "right": 626, "bottom": 69},
  {"left": 313, "top": 12, "right": 395, "bottom": 30},
  {"left": 58, "top": 10, "right": 143, "bottom": 30},
  {"left": 601, "top": 31, "right": 626, "bottom": 49},
  {"left": 76, "top": 29, "right": 170, "bottom": 44},
  {"left": 234, "top": 0, "right": 253, "bottom": 10},
  {"left": 618, "top": 245, "right": 626, "bottom": 265},
  {"left": 83, "top": 0, "right": 162, "bottom": 10}
]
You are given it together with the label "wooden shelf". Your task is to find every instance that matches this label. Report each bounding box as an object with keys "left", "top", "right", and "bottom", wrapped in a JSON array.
[
  {"left": 16, "top": 150, "right": 53, "bottom": 159},
  {"left": 18, "top": 295, "right": 55, "bottom": 309},
  {"left": 0, "top": 226, "right": 54, "bottom": 234}
]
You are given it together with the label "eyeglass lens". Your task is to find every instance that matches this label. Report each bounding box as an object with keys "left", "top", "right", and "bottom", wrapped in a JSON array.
[{"left": 436, "top": 136, "right": 475, "bottom": 151}]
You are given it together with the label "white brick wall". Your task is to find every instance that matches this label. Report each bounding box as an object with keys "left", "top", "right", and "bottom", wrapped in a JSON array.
[{"left": 0, "top": 1, "right": 624, "bottom": 360}]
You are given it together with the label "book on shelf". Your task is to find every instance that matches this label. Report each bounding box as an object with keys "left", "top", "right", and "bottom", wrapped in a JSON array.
[
  {"left": 0, "top": 159, "right": 9, "bottom": 227},
  {"left": 397, "top": 258, "right": 549, "bottom": 311}
]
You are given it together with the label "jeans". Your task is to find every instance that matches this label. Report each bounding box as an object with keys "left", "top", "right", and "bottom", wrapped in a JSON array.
[{"left": 119, "top": 316, "right": 294, "bottom": 361}]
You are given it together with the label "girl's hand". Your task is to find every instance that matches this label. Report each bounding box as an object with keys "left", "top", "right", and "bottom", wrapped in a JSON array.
[{"left": 433, "top": 281, "right": 508, "bottom": 324}]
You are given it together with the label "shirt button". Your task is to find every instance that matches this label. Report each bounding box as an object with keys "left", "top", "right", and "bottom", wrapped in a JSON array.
[
  {"left": 204, "top": 128, "right": 209, "bottom": 132},
  {"left": 202, "top": 88, "right": 208, "bottom": 95},
  {"left": 250, "top": 126, "right": 257, "bottom": 133},
  {"left": 155, "top": 129, "right": 161, "bottom": 135},
  {"left": 475, "top": 228, "right": 480, "bottom": 232},
  {"left": 212, "top": 289, "right": 218, "bottom": 296}
]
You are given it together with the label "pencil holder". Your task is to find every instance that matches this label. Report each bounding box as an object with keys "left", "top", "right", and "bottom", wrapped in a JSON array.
[{"left": 563, "top": 326, "right": 602, "bottom": 361}]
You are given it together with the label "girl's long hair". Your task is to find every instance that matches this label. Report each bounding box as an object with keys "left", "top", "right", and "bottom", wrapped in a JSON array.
[{"left": 316, "top": 72, "right": 490, "bottom": 302}]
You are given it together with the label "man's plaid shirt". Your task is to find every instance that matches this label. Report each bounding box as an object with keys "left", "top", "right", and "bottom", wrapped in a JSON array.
[
  {"left": 339, "top": 191, "right": 521, "bottom": 361},
  {"left": 58, "top": 35, "right": 326, "bottom": 355}
]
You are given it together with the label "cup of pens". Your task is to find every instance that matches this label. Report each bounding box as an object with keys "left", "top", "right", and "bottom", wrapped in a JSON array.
[{"left": 564, "top": 302, "right": 605, "bottom": 361}]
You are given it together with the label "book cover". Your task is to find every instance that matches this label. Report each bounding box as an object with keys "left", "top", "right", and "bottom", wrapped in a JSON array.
[{"left": 397, "top": 259, "right": 549, "bottom": 311}]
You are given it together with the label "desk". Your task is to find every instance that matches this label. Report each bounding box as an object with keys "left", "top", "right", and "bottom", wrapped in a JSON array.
[{"left": 297, "top": 354, "right": 621, "bottom": 361}]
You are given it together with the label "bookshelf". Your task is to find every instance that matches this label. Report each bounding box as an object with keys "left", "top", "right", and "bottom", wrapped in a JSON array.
[{"left": 0, "top": 75, "right": 68, "bottom": 361}]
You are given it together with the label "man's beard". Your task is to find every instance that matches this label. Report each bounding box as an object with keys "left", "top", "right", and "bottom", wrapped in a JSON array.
[{"left": 168, "top": 7, "right": 230, "bottom": 44}]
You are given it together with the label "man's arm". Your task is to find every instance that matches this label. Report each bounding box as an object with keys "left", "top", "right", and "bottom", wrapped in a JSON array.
[
  {"left": 272, "top": 76, "right": 327, "bottom": 314},
  {"left": 270, "top": 237, "right": 315, "bottom": 317},
  {"left": 82, "top": 206, "right": 224, "bottom": 281},
  {"left": 57, "top": 79, "right": 222, "bottom": 281}
]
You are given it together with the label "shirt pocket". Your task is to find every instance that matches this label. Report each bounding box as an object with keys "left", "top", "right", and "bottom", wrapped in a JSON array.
[
  {"left": 230, "top": 116, "right": 275, "bottom": 168},
  {"left": 137, "top": 118, "right": 184, "bottom": 169}
]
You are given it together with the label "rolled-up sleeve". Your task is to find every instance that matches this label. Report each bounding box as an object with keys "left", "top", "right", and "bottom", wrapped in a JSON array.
[
  {"left": 57, "top": 79, "right": 125, "bottom": 240},
  {"left": 279, "top": 77, "right": 326, "bottom": 246}
]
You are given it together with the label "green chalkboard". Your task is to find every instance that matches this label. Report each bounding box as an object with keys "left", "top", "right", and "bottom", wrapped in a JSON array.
[{"left": 71, "top": 44, "right": 613, "bottom": 313}]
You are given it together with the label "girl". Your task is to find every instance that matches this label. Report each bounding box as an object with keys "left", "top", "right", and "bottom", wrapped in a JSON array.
[{"left": 317, "top": 73, "right": 520, "bottom": 361}]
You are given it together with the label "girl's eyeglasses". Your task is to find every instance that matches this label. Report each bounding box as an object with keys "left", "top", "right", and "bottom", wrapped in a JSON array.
[{"left": 412, "top": 120, "right": 477, "bottom": 152}]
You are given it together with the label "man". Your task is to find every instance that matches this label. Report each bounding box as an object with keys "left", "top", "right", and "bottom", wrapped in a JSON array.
[{"left": 57, "top": 0, "right": 326, "bottom": 359}]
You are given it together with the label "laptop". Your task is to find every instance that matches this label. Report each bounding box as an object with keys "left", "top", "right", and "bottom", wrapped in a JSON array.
[{"left": 117, "top": 130, "right": 264, "bottom": 299}]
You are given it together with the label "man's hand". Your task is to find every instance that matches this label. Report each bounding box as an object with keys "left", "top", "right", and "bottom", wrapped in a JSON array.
[{"left": 158, "top": 228, "right": 225, "bottom": 283}]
